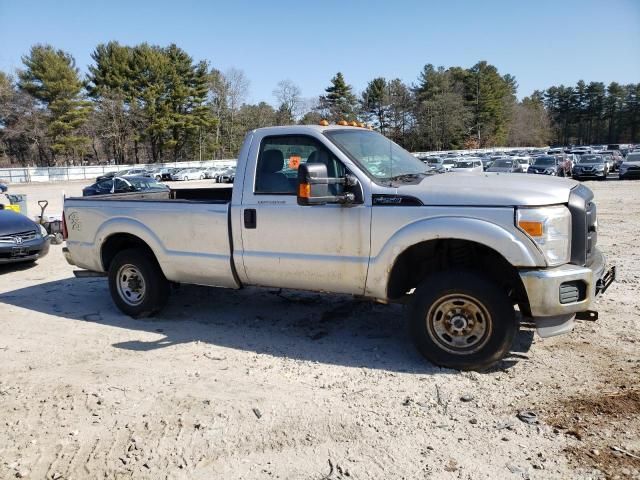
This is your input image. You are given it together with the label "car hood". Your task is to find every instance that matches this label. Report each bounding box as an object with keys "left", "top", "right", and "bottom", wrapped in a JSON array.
[
  {"left": 396, "top": 172, "right": 578, "bottom": 206},
  {"left": 0, "top": 210, "right": 38, "bottom": 235}
]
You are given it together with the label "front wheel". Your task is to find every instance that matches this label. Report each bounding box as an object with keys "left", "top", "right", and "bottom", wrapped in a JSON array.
[
  {"left": 108, "top": 248, "right": 169, "bottom": 318},
  {"left": 410, "top": 270, "right": 517, "bottom": 371}
]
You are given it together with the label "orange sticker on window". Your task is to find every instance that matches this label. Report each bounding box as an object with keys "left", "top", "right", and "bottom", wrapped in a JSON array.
[{"left": 288, "top": 155, "right": 301, "bottom": 169}]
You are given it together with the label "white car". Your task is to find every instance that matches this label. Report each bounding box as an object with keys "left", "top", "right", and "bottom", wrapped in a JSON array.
[
  {"left": 450, "top": 159, "right": 483, "bottom": 174},
  {"left": 171, "top": 168, "right": 205, "bottom": 181},
  {"left": 204, "top": 167, "right": 225, "bottom": 180},
  {"left": 512, "top": 157, "right": 531, "bottom": 173}
]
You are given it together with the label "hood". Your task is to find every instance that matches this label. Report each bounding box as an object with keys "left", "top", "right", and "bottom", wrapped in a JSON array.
[
  {"left": 397, "top": 172, "right": 578, "bottom": 206},
  {"left": 0, "top": 209, "right": 38, "bottom": 236}
]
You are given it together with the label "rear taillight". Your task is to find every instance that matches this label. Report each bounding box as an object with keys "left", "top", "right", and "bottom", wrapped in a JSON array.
[{"left": 62, "top": 211, "right": 68, "bottom": 240}]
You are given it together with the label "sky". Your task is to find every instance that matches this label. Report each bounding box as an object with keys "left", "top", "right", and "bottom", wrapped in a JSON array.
[{"left": 1, "top": 0, "right": 639, "bottom": 105}]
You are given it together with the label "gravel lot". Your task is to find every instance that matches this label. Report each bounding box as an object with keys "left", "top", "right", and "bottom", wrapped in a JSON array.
[{"left": 0, "top": 178, "right": 638, "bottom": 479}]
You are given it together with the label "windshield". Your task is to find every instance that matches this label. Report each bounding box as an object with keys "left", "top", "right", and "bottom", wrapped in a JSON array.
[
  {"left": 580, "top": 155, "right": 603, "bottom": 164},
  {"left": 325, "top": 129, "right": 426, "bottom": 181},
  {"left": 492, "top": 159, "right": 513, "bottom": 167},
  {"left": 427, "top": 158, "right": 441, "bottom": 165},
  {"left": 454, "top": 161, "right": 474, "bottom": 168},
  {"left": 532, "top": 157, "right": 555, "bottom": 166}
]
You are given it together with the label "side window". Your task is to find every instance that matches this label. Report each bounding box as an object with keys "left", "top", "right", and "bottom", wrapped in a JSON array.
[
  {"left": 114, "top": 179, "right": 128, "bottom": 191},
  {"left": 255, "top": 135, "right": 345, "bottom": 194}
]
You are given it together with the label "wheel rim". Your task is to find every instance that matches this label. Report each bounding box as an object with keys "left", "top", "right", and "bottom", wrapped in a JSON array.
[
  {"left": 116, "top": 264, "right": 146, "bottom": 306},
  {"left": 425, "top": 293, "right": 492, "bottom": 355}
]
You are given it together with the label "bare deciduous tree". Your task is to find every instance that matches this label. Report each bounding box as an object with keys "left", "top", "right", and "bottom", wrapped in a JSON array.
[{"left": 273, "top": 79, "right": 302, "bottom": 124}]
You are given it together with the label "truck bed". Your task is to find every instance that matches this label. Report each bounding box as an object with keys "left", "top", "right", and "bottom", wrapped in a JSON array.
[{"left": 64, "top": 186, "right": 237, "bottom": 288}]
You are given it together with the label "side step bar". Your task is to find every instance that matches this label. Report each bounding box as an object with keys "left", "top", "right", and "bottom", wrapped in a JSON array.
[{"left": 73, "top": 270, "right": 107, "bottom": 278}]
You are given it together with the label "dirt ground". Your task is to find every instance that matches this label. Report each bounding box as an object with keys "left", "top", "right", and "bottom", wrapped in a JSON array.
[{"left": 0, "top": 178, "right": 638, "bottom": 479}]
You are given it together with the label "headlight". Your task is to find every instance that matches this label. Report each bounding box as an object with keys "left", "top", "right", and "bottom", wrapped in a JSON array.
[
  {"left": 545, "top": 168, "right": 555, "bottom": 174},
  {"left": 596, "top": 165, "right": 605, "bottom": 170},
  {"left": 516, "top": 205, "right": 571, "bottom": 266},
  {"left": 38, "top": 224, "right": 48, "bottom": 237}
]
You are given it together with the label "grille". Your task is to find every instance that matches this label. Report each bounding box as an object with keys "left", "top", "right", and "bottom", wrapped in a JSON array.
[
  {"left": 0, "top": 230, "right": 38, "bottom": 243},
  {"left": 568, "top": 185, "right": 597, "bottom": 266}
]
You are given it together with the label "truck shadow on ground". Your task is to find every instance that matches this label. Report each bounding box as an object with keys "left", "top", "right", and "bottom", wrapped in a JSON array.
[{"left": 0, "top": 276, "right": 534, "bottom": 373}]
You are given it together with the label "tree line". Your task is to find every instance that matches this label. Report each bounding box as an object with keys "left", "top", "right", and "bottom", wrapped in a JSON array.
[{"left": 1, "top": 42, "right": 638, "bottom": 167}]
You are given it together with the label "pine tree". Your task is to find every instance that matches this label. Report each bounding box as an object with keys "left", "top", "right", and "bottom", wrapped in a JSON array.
[
  {"left": 318, "top": 72, "right": 358, "bottom": 122},
  {"left": 18, "top": 45, "right": 91, "bottom": 164},
  {"left": 361, "top": 77, "right": 388, "bottom": 132}
]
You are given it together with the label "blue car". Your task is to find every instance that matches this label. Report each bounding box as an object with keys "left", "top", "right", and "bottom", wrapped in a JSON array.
[{"left": 0, "top": 182, "right": 7, "bottom": 193}]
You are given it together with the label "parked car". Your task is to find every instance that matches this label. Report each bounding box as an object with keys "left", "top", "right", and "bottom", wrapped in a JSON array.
[
  {"left": 527, "top": 156, "right": 562, "bottom": 176},
  {"left": 171, "top": 168, "right": 206, "bottom": 181},
  {"left": 481, "top": 158, "right": 493, "bottom": 171},
  {"left": 619, "top": 152, "right": 640, "bottom": 180},
  {"left": 63, "top": 123, "right": 615, "bottom": 371},
  {"left": 572, "top": 155, "right": 608, "bottom": 180},
  {"left": 121, "top": 168, "right": 151, "bottom": 177},
  {"left": 204, "top": 166, "right": 226, "bottom": 180},
  {"left": 486, "top": 158, "right": 520, "bottom": 173},
  {"left": 450, "top": 159, "right": 483, "bottom": 174},
  {"left": 0, "top": 208, "right": 51, "bottom": 264},
  {"left": 600, "top": 150, "right": 623, "bottom": 171},
  {"left": 512, "top": 157, "right": 531, "bottom": 173},
  {"left": 439, "top": 158, "right": 456, "bottom": 172},
  {"left": 159, "top": 168, "right": 180, "bottom": 181},
  {"left": 216, "top": 168, "right": 236, "bottom": 183},
  {"left": 83, "top": 176, "right": 170, "bottom": 196},
  {"left": 0, "top": 182, "right": 7, "bottom": 193}
]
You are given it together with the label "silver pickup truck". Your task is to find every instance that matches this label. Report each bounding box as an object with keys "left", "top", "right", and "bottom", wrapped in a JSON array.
[{"left": 63, "top": 125, "right": 615, "bottom": 370}]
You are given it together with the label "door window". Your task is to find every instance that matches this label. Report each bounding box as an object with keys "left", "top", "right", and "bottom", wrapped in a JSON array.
[{"left": 255, "top": 135, "right": 345, "bottom": 194}]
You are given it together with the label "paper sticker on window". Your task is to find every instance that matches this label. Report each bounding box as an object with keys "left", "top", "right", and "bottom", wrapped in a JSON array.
[{"left": 288, "top": 155, "right": 301, "bottom": 169}]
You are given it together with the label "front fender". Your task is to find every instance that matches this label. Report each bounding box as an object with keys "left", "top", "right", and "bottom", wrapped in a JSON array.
[{"left": 364, "top": 216, "right": 545, "bottom": 299}]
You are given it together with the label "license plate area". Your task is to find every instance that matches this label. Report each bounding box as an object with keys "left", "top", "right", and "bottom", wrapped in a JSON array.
[{"left": 11, "top": 246, "right": 29, "bottom": 257}]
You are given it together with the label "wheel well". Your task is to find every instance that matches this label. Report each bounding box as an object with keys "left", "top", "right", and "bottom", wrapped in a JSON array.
[
  {"left": 386, "top": 239, "right": 531, "bottom": 315},
  {"left": 101, "top": 233, "right": 155, "bottom": 272}
]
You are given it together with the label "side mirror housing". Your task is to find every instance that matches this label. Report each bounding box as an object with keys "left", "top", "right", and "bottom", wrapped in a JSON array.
[
  {"left": 297, "top": 163, "right": 355, "bottom": 206},
  {"left": 297, "top": 163, "right": 329, "bottom": 206}
]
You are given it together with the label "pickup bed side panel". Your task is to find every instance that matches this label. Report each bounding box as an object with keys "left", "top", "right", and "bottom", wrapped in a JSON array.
[
  {"left": 365, "top": 207, "right": 546, "bottom": 299},
  {"left": 64, "top": 199, "right": 238, "bottom": 288}
]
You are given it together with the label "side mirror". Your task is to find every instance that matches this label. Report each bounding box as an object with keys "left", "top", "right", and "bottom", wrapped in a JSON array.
[{"left": 297, "top": 163, "right": 356, "bottom": 206}]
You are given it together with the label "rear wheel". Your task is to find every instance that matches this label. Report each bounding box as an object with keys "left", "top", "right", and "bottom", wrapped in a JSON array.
[
  {"left": 108, "top": 248, "right": 169, "bottom": 318},
  {"left": 410, "top": 270, "right": 517, "bottom": 371}
]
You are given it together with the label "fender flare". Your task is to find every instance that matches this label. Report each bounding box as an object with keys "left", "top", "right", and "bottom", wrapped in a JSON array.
[
  {"left": 95, "top": 217, "right": 168, "bottom": 274},
  {"left": 365, "top": 216, "right": 545, "bottom": 299}
]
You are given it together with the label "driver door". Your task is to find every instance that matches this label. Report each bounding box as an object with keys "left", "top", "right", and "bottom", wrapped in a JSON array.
[{"left": 239, "top": 134, "right": 372, "bottom": 295}]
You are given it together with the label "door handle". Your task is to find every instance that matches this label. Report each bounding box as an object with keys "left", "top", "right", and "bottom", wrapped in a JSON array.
[{"left": 244, "top": 209, "right": 257, "bottom": 229}]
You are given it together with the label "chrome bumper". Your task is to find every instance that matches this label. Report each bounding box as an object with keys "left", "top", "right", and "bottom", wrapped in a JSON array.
[
  {"left": 62, "top": 246, "right": 76, "bottom": 266},
  {"left": 519, "top": 248, "right": 615, "bottom": 337}
]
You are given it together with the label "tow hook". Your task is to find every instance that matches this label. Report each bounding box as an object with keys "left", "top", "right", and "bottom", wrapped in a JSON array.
[{"left": 575, "top": 310, "right": 598, "bottom": 321}]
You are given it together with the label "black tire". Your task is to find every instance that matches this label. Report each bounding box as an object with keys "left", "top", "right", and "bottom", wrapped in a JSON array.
[
  {"left": 108, "top": 248, "right": 169, "bottom": 318},
  {"left": 410, "top": 270, "right": 517, "bottom": 371}
]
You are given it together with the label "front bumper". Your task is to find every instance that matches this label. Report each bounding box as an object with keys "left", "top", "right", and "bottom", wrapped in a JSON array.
[
  {"left": 519, "top": 248, "right": 615, "bottom": 336},
  {"left": 0, "top": 235, "right": 51, "bottom": 264}
]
